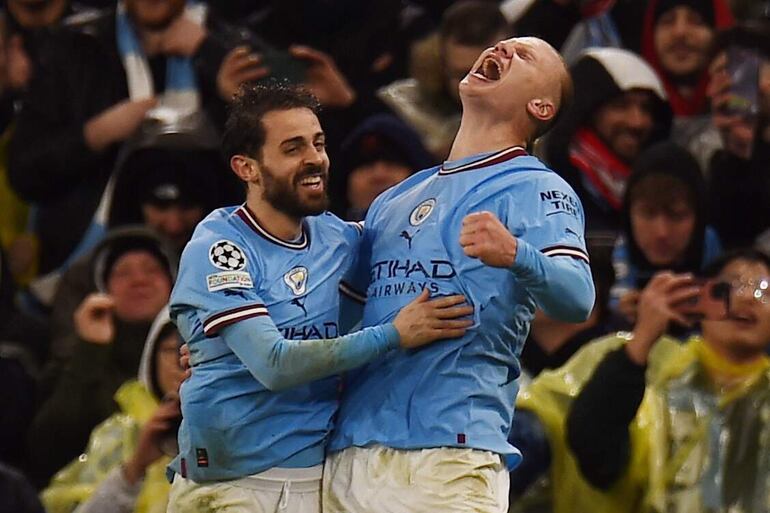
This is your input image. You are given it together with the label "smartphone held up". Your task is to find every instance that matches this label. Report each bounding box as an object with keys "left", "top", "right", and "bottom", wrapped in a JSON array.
[{"left": 674, "top": 276, "right": 770, "bottom": 322}]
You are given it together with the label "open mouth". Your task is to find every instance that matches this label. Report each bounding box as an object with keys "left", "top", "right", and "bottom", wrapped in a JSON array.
[
  {"left": 298, "top": 174, "right": 324, "bottom": 191},
  {"left": 472, "top": 56, "right": 502, "bottom": 81},
  {"left": 728, "top": 311, "right": 758, "bottom": 327}
]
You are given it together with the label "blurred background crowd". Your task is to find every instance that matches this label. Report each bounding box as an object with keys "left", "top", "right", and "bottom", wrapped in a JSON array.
[{"left": 1, "top": 0, "right": 769, "bottom": 512}]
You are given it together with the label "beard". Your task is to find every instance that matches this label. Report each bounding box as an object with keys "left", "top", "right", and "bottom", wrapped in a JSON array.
[{"left": 259, "top": 162, "right": 330, "bottom": 219}]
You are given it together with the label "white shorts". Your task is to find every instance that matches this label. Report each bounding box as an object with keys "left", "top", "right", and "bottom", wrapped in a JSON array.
[
  {"left": 323, "top": 446, "right": 509, "bottom": 513},
  {"left": 166, "top": 465, "right": 322, "bottom": 513}
]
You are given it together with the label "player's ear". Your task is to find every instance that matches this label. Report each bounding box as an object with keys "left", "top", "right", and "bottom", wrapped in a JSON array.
[
  {"left": 526, "top": 98, "right": 556, "bottom": 123},
  {"left": 230, "top": 155, "right": 260, "bottom": 185}
]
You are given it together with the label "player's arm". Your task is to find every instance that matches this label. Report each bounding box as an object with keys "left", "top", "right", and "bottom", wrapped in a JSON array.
[
  {"left": 459, "top": 211, "right": 594, "bottom": 323},
  {"left": 217, "top": 289, "right": 472, "bottom": 391},
  {"left": 509, "top": 238, "right": 594, "bottom": 322},
  {"left": 338, "top": 220, "right": 369, "bottom": 334}
]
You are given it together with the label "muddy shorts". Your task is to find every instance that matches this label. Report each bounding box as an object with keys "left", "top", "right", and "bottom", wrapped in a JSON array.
[
  {"left": 322, "top": 446, "right": 509, "bottom": 513},
  {"left": 167, "top": 465, "right": 322, "bottom": 513}
]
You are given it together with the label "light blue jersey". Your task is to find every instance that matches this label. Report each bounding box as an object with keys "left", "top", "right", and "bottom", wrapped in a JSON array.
[
  {"left": 330, "top": 147, "right": 595, "bottom": 464},
  {"left": 169, "top": 205, "right": 371, "bottom": 481}
]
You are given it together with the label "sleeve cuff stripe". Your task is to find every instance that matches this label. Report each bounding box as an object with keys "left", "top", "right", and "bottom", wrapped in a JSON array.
[
  {"left": 204, "top": 305, "right": 269, "bottom": 336},
  {"left": 542, "top": 247, "right": 590, "bottom": 263},
  {"left": 339, "top": 281, "right": 366, "bottom": 304},
  {"left": 348, "top": 221, "right": 364, "bottom": 234}
]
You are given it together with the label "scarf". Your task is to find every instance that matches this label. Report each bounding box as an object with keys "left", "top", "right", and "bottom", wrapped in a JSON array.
[
  {"left": 568, "top": 127, "right": 632, "bottom": 211},
  {"left": 116, "top": 1, "right": 206, "bottom": 117}
]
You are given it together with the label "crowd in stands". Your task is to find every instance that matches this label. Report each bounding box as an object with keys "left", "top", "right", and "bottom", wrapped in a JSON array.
[{"left": 0, "top": 0, "right": 769, "bottom": 512}]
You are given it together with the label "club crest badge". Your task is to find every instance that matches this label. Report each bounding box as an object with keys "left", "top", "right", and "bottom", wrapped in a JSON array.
[
  {"left": 409, "top": 198, "right": 436, "bottom": 226},
  {"left": 209, "top": 240, "right": 247, "bottom": 271},
  {"left": 284, "top": 267, "right": 308, "bottom": 296}
]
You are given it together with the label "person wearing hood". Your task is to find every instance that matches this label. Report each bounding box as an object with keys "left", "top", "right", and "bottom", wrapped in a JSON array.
[
  {"left": 28, "top": 228, "right": 174, "bottom": 488},
  {"left": 43, "top": 227, "right": 176, "bottom": 396},
  {"left": 42, "top": 308, "right": 185, "bottom": 513},
  {"left": 640, "top": 0, "right": 734, "bottom": 161},
  {"left": 543, "top": 47, "right": 672, "bottom": 233},
  {"left": 107, "top": 144, "right": 236, "bottom": 253},
  {"left": 332, "top": 113, "right": 435, "bottom": 221},
  {"left": 566, "top": 249, "right": 770, "bottom": 513},
  {"left": 609, "top": 142, "right": 723, "bottom": 325},
  {"left": 708, "top": 12, "right": 770, "bottom": 250},
  {"left": 43, "top": 140, "right": 237, "bottom": 392}
]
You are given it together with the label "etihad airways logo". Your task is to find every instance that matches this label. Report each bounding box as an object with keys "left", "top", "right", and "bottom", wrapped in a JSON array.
[{"left": 370, "top": 258, "right": 457, "bottom": 281}]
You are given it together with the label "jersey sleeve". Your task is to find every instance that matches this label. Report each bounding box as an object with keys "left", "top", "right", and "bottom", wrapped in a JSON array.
[
  {"left": 169, "top": 234, "right": 267, "bottom": 337},
  {"left": 338, "top": 221, "right": 367, "bottom": 334},
  {"left": 509, "top": 174, "right": 589, "bottom": 264},
  {"left": 339, "top": 218, "right": 371, "bottom": 306},
  {"left": 500, "top": 173, "right": 595, "bottom": 322}
]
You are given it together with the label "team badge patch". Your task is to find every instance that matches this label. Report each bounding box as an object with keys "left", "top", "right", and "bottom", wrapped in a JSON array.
[
  {"left": 409, "top": 198, "right": 436, "bottom": 226},
  {"left": 284, "top": 267, "right": 308, "bottom": 296},
  {"left": 209, "top": 240, "right": 247, "bottom": 271}
]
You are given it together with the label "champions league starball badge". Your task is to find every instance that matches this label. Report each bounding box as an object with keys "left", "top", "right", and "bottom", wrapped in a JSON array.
[{"left": 209, "top": 240, "right": 247, "bottom": 271}]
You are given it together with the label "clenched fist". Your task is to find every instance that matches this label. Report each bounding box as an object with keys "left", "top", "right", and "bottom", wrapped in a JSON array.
[
  {"left": 74, "top": 293, "right": 116, "bottom": 345},
  {"left": 459, "top": 211, "right": 518, "bottom": 268}
]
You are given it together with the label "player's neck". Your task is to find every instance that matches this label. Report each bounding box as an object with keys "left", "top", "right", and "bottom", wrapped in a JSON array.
[
  {"left": 448, "top": 113, "right": 527, "bottom": 162},
  {"left": 246, "top": 196, "right": 304, "bottom": 241}
]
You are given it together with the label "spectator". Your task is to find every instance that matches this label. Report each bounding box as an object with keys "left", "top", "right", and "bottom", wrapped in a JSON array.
[
  {"left": 0, "top": 13, "right": 32, "bottom": 286},
  {"left": 333, "top": 113, "right": 435, "bottom": 221},
  {"left": 42, "top": 227, "right": 176, "bottom": 397},
  {"left": 509, "top": 318, "right": 672, "bottom": 513},
  {"left": 107, "top": 143, "right": 235, "bottom": 253},
  {"left": 0, "top": 1, "right": 103, "bottom": 287},
  {"left": 610, "top": 142, "right": 722, "bottom": 325},
  {"left": 41, "top": 140, "right": 231, "bottom": 393},
  {"left": 378, "top": 0, "right": 511, "bottom": 158},
  {"left": 3, "top": 0, "right": 100, "bottom": 94},
  {"left": 708, "top": 15, "right": 770, "bottom": 249},
  {"left": 640, "top": 0, "right": 734, "bottom": 161},
  {"left": 28, "top": 228, "right": 174, "bottom": 487},
  {"left": 246, "top": 0, "right": 428, "bottom": 97},
  {"left": 42, "top": 309, "right": 184, "bottom": 513},
  {"left": 567, "top": 249, "right": 770, "bottom": 513},
  {"left": 543, "top": 47, "right": 671, "bottom": 232},
  {"left": 7, "top": 0, "right": 265, "bottom": 278}
]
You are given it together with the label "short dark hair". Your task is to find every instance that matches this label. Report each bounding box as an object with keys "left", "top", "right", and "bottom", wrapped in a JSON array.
[
  {"left": 703, "top": 248, "right": 770, "bottom": 278},
  {"left": 221, "top": 81, "right": 321, "bottom": 163},
  {"left": 628, "top": 173, "right": 696, "bottom": 214},
  {"left": 440, "top": 0, "right": 510, "bottom": 46}
]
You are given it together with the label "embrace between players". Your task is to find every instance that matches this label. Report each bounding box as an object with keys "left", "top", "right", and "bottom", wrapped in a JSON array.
[{"left": 167, "top": 37, "right": 595, "bottom": 513}]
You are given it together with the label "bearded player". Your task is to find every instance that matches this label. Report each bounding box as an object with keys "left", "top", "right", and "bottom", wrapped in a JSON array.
[{"left": 165, "top": 83, "right": 473, "bottom": 513}]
